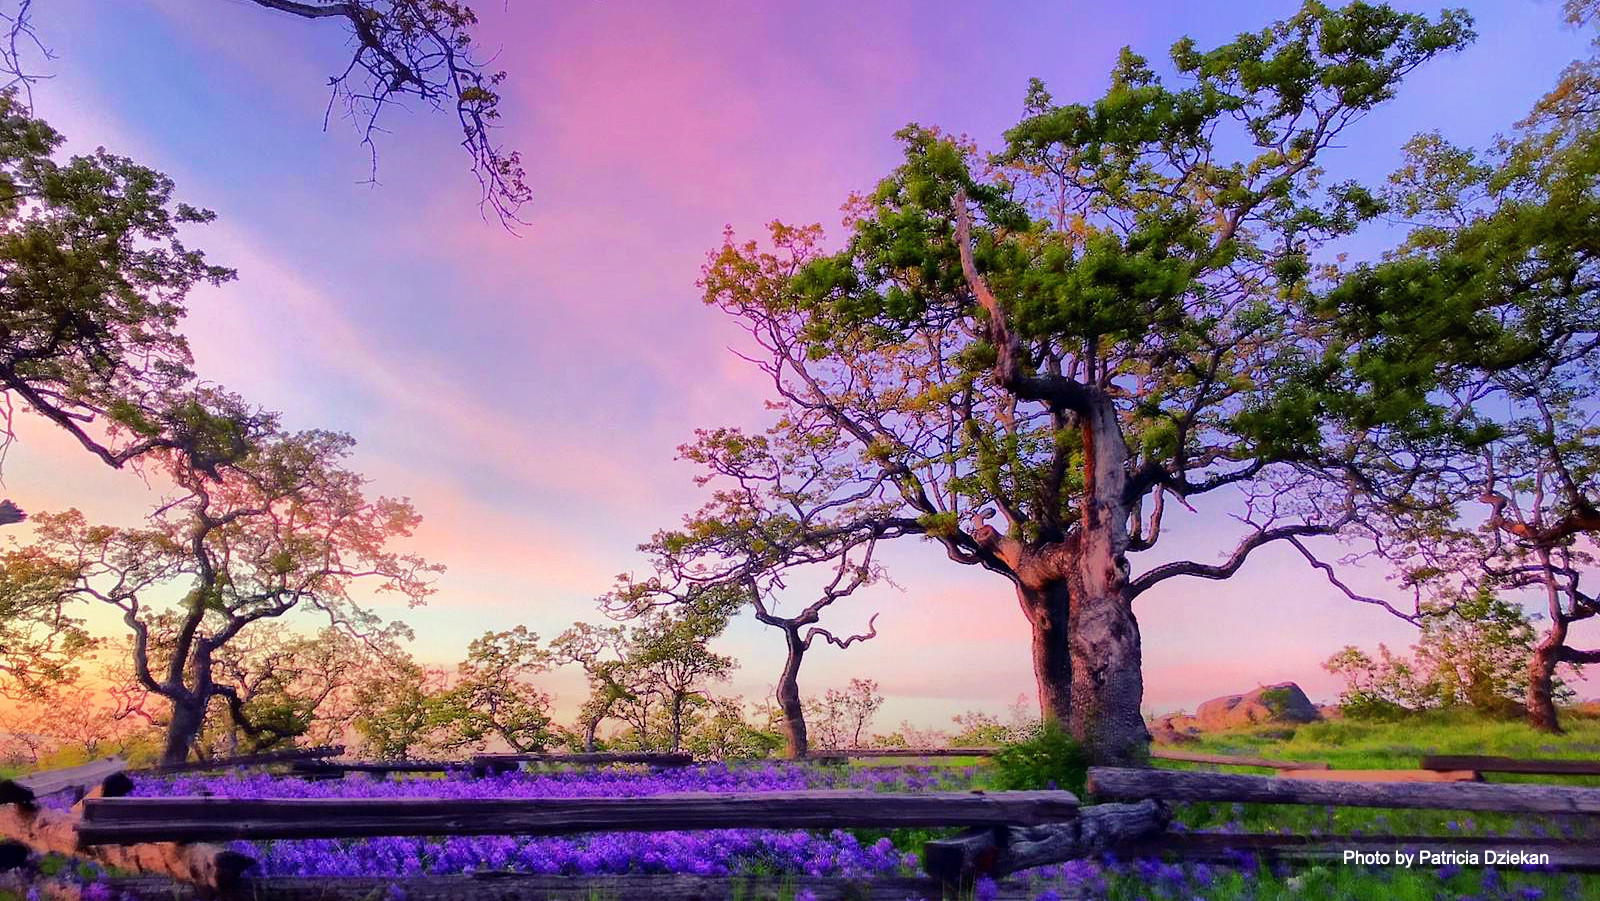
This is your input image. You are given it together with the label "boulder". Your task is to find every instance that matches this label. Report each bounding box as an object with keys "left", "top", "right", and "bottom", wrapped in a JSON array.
[
  {"left": 1149, "top": 713, "right": 1202, "bottom": 745},
  {"left": 1195, "top": 682, "right": 1321, "bottom": 731}
]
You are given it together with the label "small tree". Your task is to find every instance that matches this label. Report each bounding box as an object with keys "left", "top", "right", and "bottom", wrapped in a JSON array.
[
  {"left": 623, "top": 607, "right": 734, "bottom": 753},
  {"left": 551, "top": 622, "right": 638, "bottom": 752},
  {"left": 1323, "top": 590, "right": 1560, "bottom": 719},
  {"left": 805, "top": 678, "right": 884, "bottom": 750},
  {"left": 25, "top": 426, "right": 438, "bottom": 764},
  {"left": 350, "top": 654, "right": 451, "bottom": 760},
  {"left": 433, "top": 626, "right": 556, "bottom": 753}
]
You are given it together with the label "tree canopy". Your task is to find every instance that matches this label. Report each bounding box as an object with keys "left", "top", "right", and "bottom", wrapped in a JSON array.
[{"left": 693, "top": 1, "right": 1474, "bottom": 763}]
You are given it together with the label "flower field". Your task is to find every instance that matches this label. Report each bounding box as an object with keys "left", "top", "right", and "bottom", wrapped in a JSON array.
[{"left": 96, "top": 762, "right": 1594, "bottom": 900}]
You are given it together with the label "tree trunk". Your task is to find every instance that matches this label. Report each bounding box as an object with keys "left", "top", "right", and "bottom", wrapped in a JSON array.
[
  {"left": 1069, "top": 592, "right": 1148, "bottom": 764},
  {"left": 1527, "top": 549, "right": 1567, "bottom": 734},
  {"left": 583, "top": 716, "right": 601, "bottom": 753},
  {"left": 669, "top": 695, "right": 684, "bottom": 753},
  {"left": 1069, "top": 392, "right": 1149, "bottom": 766},
  {"left": 1527, "top": 626, "right": 1565, "bottom": 734},
  {"left": 777, "top": 627, "right": 809, "bottom": 758},
  {"left": 161, "top": 697, "right": 207, "bottom": 767},
  {"left": 1016, "top": 583, "right": 1071, "bottom": 726}
]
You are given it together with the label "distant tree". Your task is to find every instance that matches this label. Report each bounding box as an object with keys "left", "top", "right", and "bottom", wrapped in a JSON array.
[
  {"left": 551, "top": 622, "right": 638, "bottom": 753},
  {"left": 682, "top": 696, "right": 783, "bottom": 761},
  {"left": 0, "top": 90, "right": 265, "bottom": 516},
  {"left": 23, "top": 426, "right": 437, "bottom": 764},
  {"left": 0, "top": 541, "right": 92, "bottom": 696},
  {"left": 350, "top": 653, "right": 451, "bottom": 759},
  {"left": 199, "top": 627, "right": 374, "bottom": 754},
  {"left": 700, "top": 3, "right": 1473, "bottom": 763},
  {"left": 1323, "top": 589, "right": 1557, "bottom": 719},
  {"left": 433, "top": 626, "right": 556, "bottom": 753},
  {"left": 805, "top": 678, "right": 883, "bottom": 750},
  {"left": 0, "top": 1, "right": 529, "bottom": 222},
  {"left": 622, "top": 607, "right": 734, "bottom": 753},
  {"left": 1324, "top": 4, "right": 1599, "bottom": 731},
  {"left": 950, "top": 696, "right": 1038, "bottom": 747},
  {"left": 608, "top": 433, "right": 892, "bottom": 758}
]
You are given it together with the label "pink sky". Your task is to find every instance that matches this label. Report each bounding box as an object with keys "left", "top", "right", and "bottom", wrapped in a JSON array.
[{"left": 10, "top": 0, "right": 1594, "bottom": 730}]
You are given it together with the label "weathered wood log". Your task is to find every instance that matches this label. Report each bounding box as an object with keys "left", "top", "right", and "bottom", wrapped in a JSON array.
[
  {"left": 80, "top": 789, "right": 1081, "bottom": 843},
  {"left": 131, "top": 745, "right": 342, "bottom": 775},
  {"left": 1421, "top": 755, "right": 1600, "bottom": 776},
  {"left": 291, "top": 759, "right": 462, "bottom": 777},
  {"left": 812, "top": 748, "right": 1000, "bottom": 759},
  {"left": 470, "top": 751, "right": 696, "bottom": 775},
  {"left": 1150, "top": 750, "right": 1330, "bottom": 770},
  {"left": 0, "top": 791, "right": 253, "bottom": 890},
  {"left": 1087, "top": 766, "right": 1600, "bottom": 813},
  {"left": 0, "top": 757, "right": 133, "bottom": 806},
  {"left": 73, "top": 872, "right": 1067, "bottom": 901},
  {"left": 922, "top": 800, "right": 1167, "bottom": 886},
  {"left": 1278, "top": 768, "right": 1481, "bottom": 783}
]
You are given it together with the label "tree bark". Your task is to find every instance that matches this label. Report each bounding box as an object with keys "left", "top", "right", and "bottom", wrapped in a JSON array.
[
  {"left": 583, "top": 716, "right": 601, "bottom": 753},
  {"left": 1527, "top": 626, "right": 1565, "bottom": 734},
  {"left": 1527, "top": 548, "right": 1568, "bottom": 734},
  {"left": 1069, "top": 593, "right": 1148, "bottom": 765},
  {"left": 161, "top": 697, "right": 207, "bottom": 767},
  {"left": 777, "top": 627, "right": 809, "bottom": 758},
  {"left": 669, "top": 695, "right": 684, "bottom": 753},
  {"left": 1016, "top": 582, "right": 1071, "bottom": 727},
  {"left": 1067, "top": 394, "right": 1149, "bottom": 765}
]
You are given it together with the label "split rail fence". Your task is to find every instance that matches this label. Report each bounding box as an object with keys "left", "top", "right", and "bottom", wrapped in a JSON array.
[{"left": 0, "top": 748, "right": 1596, "bottom": 900}]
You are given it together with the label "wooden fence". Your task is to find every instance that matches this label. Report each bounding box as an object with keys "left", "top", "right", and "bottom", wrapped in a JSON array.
[
  {"left": 2, "top": 750, "right": 1599, "bottom": 899},
  {"left": 76, "top": 790, "right": 1081, "bottom": 844}
]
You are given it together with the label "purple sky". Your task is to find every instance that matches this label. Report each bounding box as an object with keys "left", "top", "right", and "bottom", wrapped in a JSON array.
[{"left": 14, "top": 0, "right": 1594, "bottom": 728}]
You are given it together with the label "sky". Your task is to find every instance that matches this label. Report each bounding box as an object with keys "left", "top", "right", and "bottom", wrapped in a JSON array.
[{"left": 9, "top": 0, "right": 1595, "bottom": 731}]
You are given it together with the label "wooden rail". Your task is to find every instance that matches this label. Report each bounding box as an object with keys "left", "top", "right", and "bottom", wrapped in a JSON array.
[
  {"left": 1087, "top": 766, "right": 1600, "bottom": 814},
  {"left": 291, "top": 759, "right": 461, "bottom": 777},
  {"left": 1150, "top": 750, "right": 1330, "bottom": 770},
  {"left": 131, "top": 746, "right": 343, "bottom": 776},
  {"left": 0, "top": 757, "right": 132, "bottom": 805},
  {"left": 471, "top": 751, "right": 695, "bottom": 775},
  {"left": 78, "top": 789, "right": 1081, "bottom": 844},
  {"left": 1421, "top": 755, "right": 1600, "bottom": 776},
  {"left": 812, "top": 747, "right": 1000, "bottom": 759},
  {"left": 1280, "top": 768, "right": 1481, "bottom": 783}
]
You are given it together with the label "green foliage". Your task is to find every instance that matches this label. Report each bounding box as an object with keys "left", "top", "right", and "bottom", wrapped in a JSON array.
[
  {"left": 434, "top": 626, "right": 556, "bottom": 753},
  {"left": 804, "top": 678, "right": 884, "bottom": 749},
  {"left": 1323, "top": 590, "right": 1555, "bottom": 719},
  {"left": 989, "top": 720, "right": 1089, "bottom": 796},
  {"left": 0, "top": 88, "right": 252, "bottom": 471},
  {"left": 0, "top": 545, "right": 93, "bottom": 696}
]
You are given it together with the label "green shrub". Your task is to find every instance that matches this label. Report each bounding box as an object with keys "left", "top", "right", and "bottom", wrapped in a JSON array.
[{"left": 989, "top": 720, "right": 1088, "bottom": 795}]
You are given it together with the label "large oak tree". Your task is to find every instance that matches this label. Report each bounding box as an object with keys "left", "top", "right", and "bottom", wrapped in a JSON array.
[{"left": 698, "top": 2, "right": 1473, "bottom": 763}]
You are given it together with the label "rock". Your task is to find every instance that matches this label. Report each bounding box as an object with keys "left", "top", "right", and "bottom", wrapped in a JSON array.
[
  {"left": 1149, "top": 713, "right": 1202, "bottom": 745},
  {"left": 1195, "top": 683, "right": 1321, "bottom": 731}
]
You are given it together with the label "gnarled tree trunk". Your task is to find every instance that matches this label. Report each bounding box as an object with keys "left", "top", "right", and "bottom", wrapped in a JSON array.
[
  {"left": 777, "top": 626, "right": 809, "bottom": 758},
  {"left": 1017, "top": 582, "right": 1071, "bottom": 726},
  {"left": 161, "top": 696, "right": 207, "bottom": 767},
  {"left": 1527, "top": 618, "right": 1566, "bottom": 734},
  {"left": 1067, "top": 392, "right": 1148, "bottom": 765}
]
